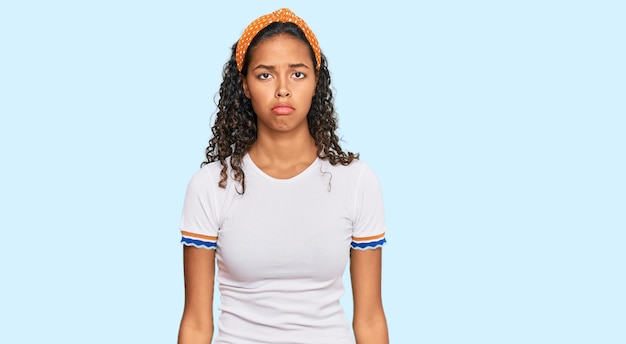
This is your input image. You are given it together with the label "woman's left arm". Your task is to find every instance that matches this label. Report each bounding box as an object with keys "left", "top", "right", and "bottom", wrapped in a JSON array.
[{"left": 350, "top": 248, "right": 389, "bottom": 344}]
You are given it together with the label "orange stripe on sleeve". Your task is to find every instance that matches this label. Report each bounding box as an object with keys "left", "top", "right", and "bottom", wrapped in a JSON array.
[
  {"left": 352, "top": 232, "right": 386, "bottom": 242},
  {"left": 181, "top": 230, "right": 217, "bottom": 241}
]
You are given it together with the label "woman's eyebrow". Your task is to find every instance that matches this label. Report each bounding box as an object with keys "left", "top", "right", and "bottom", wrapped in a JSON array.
[
  {"left": 253, "top": 64, "right": 275, "bottom": 71},
  {"left": 288, "top": 63, "right": 310, "bottom": 69},
  {"left": 252, "top": 63, "right": 311, "bottom": 71}
]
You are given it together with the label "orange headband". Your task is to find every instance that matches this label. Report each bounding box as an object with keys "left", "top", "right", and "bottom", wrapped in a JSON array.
[{"left": 235, "top": 8, "right": 321, "bottom": 72}]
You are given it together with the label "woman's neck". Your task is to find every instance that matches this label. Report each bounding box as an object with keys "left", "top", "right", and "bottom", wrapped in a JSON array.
[{"left": 248, "top": 134, "right": 318, "bottom": 179}]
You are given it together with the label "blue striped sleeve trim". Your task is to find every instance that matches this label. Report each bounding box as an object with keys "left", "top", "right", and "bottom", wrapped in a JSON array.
[
  {"left": 351, "top": 238, "right": 387, "bottom": 250},
  {"left": 181, "top": 237, "right": 217, "bottom": 249}
]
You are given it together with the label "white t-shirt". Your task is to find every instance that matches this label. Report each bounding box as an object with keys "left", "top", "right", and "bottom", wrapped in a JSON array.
[{"left": 180, "top": 154, "right": 386, "bottom": 344}]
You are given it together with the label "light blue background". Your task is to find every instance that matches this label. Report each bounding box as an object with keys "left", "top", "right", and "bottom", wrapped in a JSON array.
[{"left": 1, "top": 1, "right": 624, "bottom": 343}]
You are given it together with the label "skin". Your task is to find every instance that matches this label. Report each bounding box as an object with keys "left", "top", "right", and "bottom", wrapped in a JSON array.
[
  {"left": 351, "top": 249, "right": 389, "bottom": 344},
  {"left": 178, "top": 247, "right": 215, "bottom": 344},
  {"left": 178, "top": 33, "right": 388, "bottom": 344},
  {"left": 242, "top": 34, "right": 319, "bottom": 178}
]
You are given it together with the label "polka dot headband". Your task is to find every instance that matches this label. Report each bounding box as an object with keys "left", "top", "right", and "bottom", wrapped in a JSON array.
[{"left": 235, "top": 8, "right": 321, "bottom": 72}]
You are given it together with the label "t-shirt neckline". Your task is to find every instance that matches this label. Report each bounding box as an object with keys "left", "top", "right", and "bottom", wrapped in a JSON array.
[{"left": 244, "top": 153, "right": 320, "bottom": 183}]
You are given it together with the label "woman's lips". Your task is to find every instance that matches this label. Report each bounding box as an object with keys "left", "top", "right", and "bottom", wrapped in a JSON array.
[{"left": 272, "top": 104, "right": 295, "bottom": 115}]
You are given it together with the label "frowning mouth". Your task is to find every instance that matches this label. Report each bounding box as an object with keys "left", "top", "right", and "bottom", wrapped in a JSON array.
[{"left": 272, "top": 104, "right": 295, "bottom": 115}]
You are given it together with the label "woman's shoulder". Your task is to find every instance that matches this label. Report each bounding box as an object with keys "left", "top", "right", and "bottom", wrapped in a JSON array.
[
  {"left": 191, "top": 159, "right": 223, "bottom": 178},
  {"left": 321, "top": 157, "right": 369, "bottom": 171},
  {"left": 186, "top": 159, "right": 229, "bottom": 191},
  {"left": 321, "top": 158, "right": 379, "bottom": 182}
]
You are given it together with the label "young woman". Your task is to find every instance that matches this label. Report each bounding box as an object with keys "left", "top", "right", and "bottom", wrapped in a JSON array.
[{"left": 177, "top": 8, "right": 389, "bottom": 344}]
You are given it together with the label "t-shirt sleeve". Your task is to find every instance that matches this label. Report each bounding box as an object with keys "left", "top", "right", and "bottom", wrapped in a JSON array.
[
  {"left": 179, "top": 168, "right": 219, "bottom": 250},
  {"left": 351, "top": 163, "right": 387, "bottom": 250}
]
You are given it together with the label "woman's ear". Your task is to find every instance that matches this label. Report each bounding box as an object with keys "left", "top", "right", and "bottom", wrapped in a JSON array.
[{"left": 241, "top": 74, "right": 250, "bottom": 98}]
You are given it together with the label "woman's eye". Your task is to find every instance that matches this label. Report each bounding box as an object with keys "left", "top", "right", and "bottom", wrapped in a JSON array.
[
  {"left": 293, "top": 72, "right": 305, "bottom": 79},
  {"left": 258, "top": 73, "right": 272, "bottom": 80}
]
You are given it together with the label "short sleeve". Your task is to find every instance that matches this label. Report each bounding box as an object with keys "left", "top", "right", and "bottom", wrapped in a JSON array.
[
  {"left": 351, "top": 163, "right": 387, "bottom": 250},
  {"left": 179, "top": 168, "right": 219, "bottom": 249}
]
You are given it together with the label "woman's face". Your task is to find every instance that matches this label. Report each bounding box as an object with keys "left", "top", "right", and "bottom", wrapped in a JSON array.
[{"left": 242, "top": 34, "right": 317, "bottom": 137}]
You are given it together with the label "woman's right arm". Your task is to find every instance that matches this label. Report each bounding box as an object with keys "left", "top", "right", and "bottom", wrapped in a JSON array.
[{"left": 178, "top": 246, "right": 216, "bottom": 344}]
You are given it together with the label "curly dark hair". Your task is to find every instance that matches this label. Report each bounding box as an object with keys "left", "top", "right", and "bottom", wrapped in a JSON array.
[{"left": 202, "top": 22, "right": 358, "bottom": 193}]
